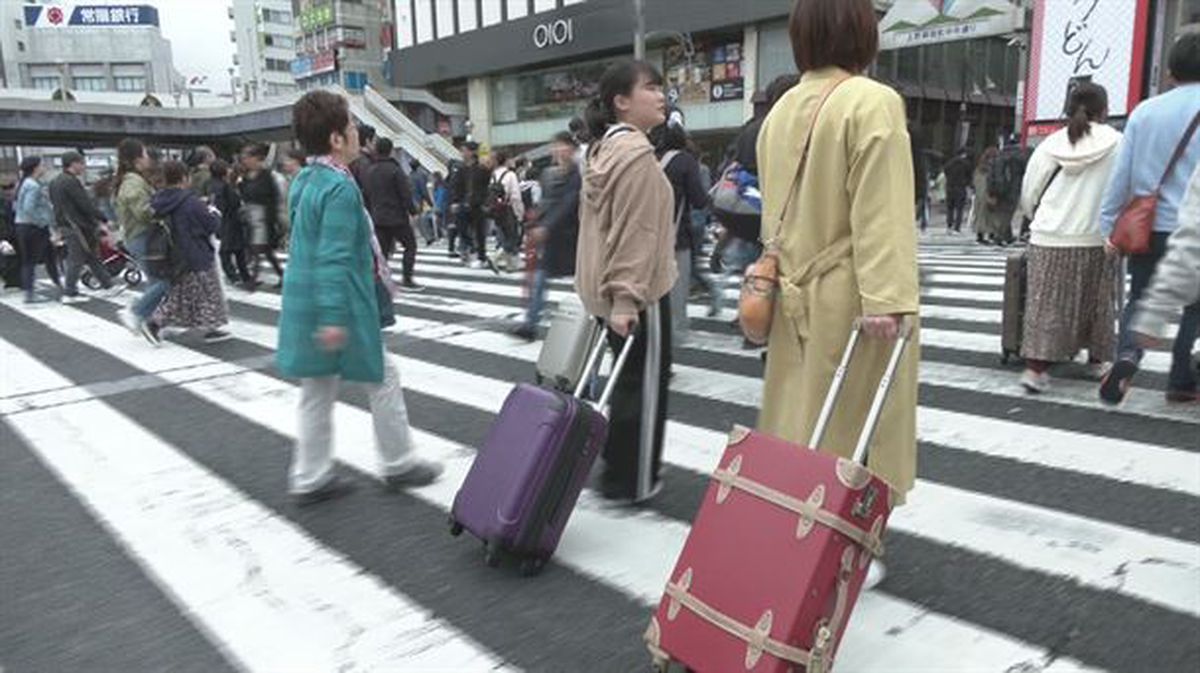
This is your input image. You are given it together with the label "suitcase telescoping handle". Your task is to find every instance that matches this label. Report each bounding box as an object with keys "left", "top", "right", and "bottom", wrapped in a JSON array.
[
  {"left": 808, "top": 316, "right": 914, "bottom": 465},
  {"left": 572, "top": 325, "right": 636, "bottom": 417}
]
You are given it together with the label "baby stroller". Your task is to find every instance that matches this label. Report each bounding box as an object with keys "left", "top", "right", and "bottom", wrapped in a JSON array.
[{"left": 81, "top": 232, "right": 142, "bottom": 290}]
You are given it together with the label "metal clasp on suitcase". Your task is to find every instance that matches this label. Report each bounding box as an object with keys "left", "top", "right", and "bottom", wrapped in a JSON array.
[{"left": 850, "top": 484, "right": 878, "bottom": 520}]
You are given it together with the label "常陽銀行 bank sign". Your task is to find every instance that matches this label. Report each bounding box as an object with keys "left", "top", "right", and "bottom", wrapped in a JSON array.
[
  {"left": 23, "top": 4, "right": 159, "bottom": 28},
  {"left": 879, "top": 0, "right": 1020, "bottom": 50}
]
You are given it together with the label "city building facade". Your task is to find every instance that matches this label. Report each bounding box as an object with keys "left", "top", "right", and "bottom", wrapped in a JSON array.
[
  {"left": 387, "top": 0, "right": 1026, "bottom": 157},
  {"left": 231, "top": 0, "right": 300, "bottom": 100},
  {"left": 290, "top": 0, "right": 395, "bottom": 93},
  {"left": 0, "top": 2, "right": 181, "bottom": 95}
]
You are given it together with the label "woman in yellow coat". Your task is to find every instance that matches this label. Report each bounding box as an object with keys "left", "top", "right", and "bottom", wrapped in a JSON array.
[{"left": 756, "top": 0, "right": 920, "bottom": 508}]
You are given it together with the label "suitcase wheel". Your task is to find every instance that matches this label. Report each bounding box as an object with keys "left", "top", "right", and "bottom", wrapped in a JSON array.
[
  {"left": 448, "top": 518, "right": 464, "bottom": 537},
  {"left": 518, "top": 557, "right": 546, "bottom": 578}
]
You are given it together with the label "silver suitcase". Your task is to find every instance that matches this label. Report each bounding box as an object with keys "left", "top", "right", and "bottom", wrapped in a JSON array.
[{"left": 537, "top": 294, "right": 602, "bottom": 392}]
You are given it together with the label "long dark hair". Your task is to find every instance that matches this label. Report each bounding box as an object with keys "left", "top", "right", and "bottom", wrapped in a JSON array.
[
  {"left": 1066, "top": 83, "right": 1108, "bottom": 146},
  {"left": 583, "top": 60, "right": 663, "bottom": 143},
  {"left": 17, "top": 156, "right": 42, "bottom": 193},
  {"left": 115, "top": 137, "right": 146, "bottom": 191}
]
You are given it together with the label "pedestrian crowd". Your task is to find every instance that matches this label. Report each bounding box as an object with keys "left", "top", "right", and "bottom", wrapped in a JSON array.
[{"left": 0, "top": 0, "right": 1195, "bottom": 517}]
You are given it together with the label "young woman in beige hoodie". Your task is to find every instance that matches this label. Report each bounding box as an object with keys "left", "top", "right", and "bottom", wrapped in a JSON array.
[{"left": 575, "top": 60, "right": 675, "bottom": 504}]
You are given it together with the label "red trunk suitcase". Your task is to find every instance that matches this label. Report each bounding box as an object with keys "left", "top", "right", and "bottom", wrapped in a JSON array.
[{"left": 646, "top": 320, "right": 912, "bottom": 673}]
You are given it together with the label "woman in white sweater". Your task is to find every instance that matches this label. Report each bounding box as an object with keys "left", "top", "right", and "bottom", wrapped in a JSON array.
[{"left": 1017, "top": 83, "right": 1123, "bottom": 393}]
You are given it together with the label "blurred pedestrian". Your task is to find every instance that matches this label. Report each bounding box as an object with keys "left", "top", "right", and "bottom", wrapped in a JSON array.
[
  {"left": 988, "top": 138, "right": 1026, "bottom": 245},
  {"left": 431, "top": 172, "right": 449, "bottom": 241},
  {"left": 1099, "top": 33, "right": 1200, "bottom": 405},
  {"left": 944, "top": 148, "right": 973, "bottom": 234},
  {"left": 189, "top": 145, "right": 216, "bottom": 200},
  {"left": 146, "top": 161, "right": 230, "bottom": 345},
  {"left": 1132, "top": 162, "right": 1200, "bottom": 392},
  {"left": 1016, "top": 83, "right": 1122, "bottom": 393},
  {"left": 487, "top": 150, "right": 524, "bottom": 271},
  {"left": 576, "top": 60, "right": 675, "bottom": 504},
  {"left": 114, "top": 138, "right": 169, "bottom": 341},
  {"left": 756, "top": 0, "right": 919, "bottom": 590},
  {"left": 277, "top": 90, "right": 443, "bottom": 504},
  {"left": 13, "top": 156, "right": 59, "bottom": 302},
  {"left": 655, "top": 112, "right": 711, "bottom": 345},
  {"left": 210, "top": 160, "right": 253, "bottom": 289},
  {"left": 513, "top": 131, "right": 581, "bottom": 341},
  {"left": 449, "top": 141, "right": 491, "bottom": 267},
  {"left": 239, "top": 142, "right": 286, "bottom": 286},
  {"left": 49, "top": 150, "right": 122, "bottom": 304},
  {"left": 349, "top": 123, "right": 376, "bottom": 188},
  {"left": 972, "top": 147, "right": 1002, "bottom": 244},
  {"left": 363, "top": 137, "right": 423, "bottom": 291}
]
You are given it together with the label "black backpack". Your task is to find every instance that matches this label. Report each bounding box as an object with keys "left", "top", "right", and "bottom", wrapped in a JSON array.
[
  {"left": 988, "top": 149, "right": 1026, "bottom": 206},
  {"left": 487, "top": 169, "right": 513, "bottom": 218},
  {"left": 143, "top": 217, "right": 184, "bottom": 279}
]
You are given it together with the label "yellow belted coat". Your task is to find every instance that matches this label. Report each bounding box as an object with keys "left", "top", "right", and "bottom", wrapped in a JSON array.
[{"left": 756, "top": 68, "right": 920, "bottom": 500}]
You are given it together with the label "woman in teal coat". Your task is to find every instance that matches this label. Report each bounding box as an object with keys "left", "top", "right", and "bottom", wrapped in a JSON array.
[{"left": 278, "top": 90, "right": 442, "bottom": 505}]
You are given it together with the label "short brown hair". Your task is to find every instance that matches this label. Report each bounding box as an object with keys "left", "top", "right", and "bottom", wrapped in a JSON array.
[
  {"left": 789, "top": 0, "right": 879, "bottom": 73},
  {"left": 292, "top": 90, "right": 351, "bottom": 156},
  {"left": 162, "top": 160, "right": 188, "bottom": 186}
]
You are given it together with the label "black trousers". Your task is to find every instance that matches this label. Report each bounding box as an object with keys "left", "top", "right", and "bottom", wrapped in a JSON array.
[
  {"left": 946, "top": 193, "right": 967, "bottom": 232},
  {"left": 601, "top": 294, "right": 672, "bottom": 499},
  {"left": 220, "top": 249, "right": 252, "bottom": 283},
  {"left": 376, "top": 222, "right": 417, "bottom": 282},
  {"left": 15, "top": 224, "right": 59, "bottom": 292},
  {"left": 471, "top": 208, "right": 490, "bottom": 262},
  {"left": 63, "top": 227, "right": 113, "bottom": 295}
]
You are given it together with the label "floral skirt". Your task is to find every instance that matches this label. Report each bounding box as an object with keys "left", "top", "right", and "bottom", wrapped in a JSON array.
[
  {"left": 154, "top": 268, "right": 228, "bottom": 329},
  {"left": 1021, "top": 244, "right": 1118, "bottom": 363}
]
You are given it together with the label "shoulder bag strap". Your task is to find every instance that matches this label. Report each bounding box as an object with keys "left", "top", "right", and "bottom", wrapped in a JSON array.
[
  {"left": 1157, "top": 109, "right": 1200, "bottom": 192},
  {"left": 764, "top": 76, "right": 853, "bottom": 250},
  {"left": 658, "top": 150, "right": 687, "bottom": 227},
  {"left": 1032, "top": 165, "right": 1063, "bottom": 217}
]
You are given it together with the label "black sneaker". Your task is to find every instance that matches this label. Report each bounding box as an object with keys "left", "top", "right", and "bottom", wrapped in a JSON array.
[
  {"left": 511, "top": 325, "right": 537, "bottom": 342},
  {"left": 1099, "top": 360, "right": 1138, "bottom": 405},
  {"left": 203, "top": 329, "right": 233, "bottom": 344},
  {"left": 140, "top": 321, "right": 162, "bottom": 346},
  {"left": 293, "top": 475, "right": 357, "bottom": 506},
  {"left": 383, "top": 460, "right": 444, "bottom": 491},
  {"left": 400, "top": 280, "right": 425, "bottom": 293}
]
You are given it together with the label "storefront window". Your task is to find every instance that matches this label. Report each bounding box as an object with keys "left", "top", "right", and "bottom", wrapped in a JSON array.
[
  {"left": 664, "top": 35, "right": 745, "bottom": 105},
  {"left": 491, "top": 59, "right": 608, "bottom": 124}
]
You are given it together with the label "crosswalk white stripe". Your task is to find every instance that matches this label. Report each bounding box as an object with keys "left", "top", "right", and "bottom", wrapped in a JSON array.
[
  {"left": 218, "top": 284, "right": 1192, "bottom": 422},
  {"left": 0, "top": 336, "right": 516, "bottom": 673},
  {"left": 1, "top": 299, "right": 1104, "bottom": 673},
  {"left": 218, "top": 313, "right": 1200, "bottom": 619},
  {"left": 928, "top": 273, "right": 1007, "bottom": 288},
  {"left": 372, "top": 321, "right": 1200, "bottom": 496}
]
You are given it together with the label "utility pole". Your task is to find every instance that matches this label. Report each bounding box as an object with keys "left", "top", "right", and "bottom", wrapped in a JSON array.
[{"left": 633, "top": 0, "right": 645, "bottom": 60}]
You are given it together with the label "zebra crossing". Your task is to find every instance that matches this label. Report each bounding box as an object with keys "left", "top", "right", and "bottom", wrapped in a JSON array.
[{"left": 1, "top": 239, "right": 1197, "bottom": 673}]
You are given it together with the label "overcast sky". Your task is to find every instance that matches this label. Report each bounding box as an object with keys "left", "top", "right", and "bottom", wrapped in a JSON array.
[{"left": 153, "top": 0, "right": 238, "bottom": 94}]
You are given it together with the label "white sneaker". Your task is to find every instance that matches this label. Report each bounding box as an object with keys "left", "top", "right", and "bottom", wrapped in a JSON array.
[
  {"left": 864, "top": 560, "right": 886, "bottom": 591},
  {"left": 1020, "top": 369, "right": 1050, "bottom": 394},
  {"left": 468, "top": 260, "right": 484, "bottom": 269},
  {"left": 118, "top": 306, "right": 142, "bottom": 335}
]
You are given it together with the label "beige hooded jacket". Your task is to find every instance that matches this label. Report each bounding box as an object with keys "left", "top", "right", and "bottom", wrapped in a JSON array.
[{"left": 575, "top": 125, "right": 678, "bottom": 321}]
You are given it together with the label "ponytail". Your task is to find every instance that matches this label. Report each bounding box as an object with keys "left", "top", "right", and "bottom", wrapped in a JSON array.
[
  {"left": 582, "top": 59, "right": 664, "bottom": 146},
  {"left": 1065, "top": 82, "right": 1109, "bottom": 146},
  {"left": 1067, "top": 106, "right": 1092, "bottom": 145},
  {"left": 582, "top": 97, "right": 612, "bottom": 145}
]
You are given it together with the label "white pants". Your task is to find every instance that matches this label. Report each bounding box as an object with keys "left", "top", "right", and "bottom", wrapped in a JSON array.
[{"left": 291, "top": 350, "right": 415, "bottom": 494}]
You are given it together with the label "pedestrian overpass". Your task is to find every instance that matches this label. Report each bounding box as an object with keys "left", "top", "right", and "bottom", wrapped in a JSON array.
[{"left": 0, "top": 86, "right": 458, "bottom": 174}]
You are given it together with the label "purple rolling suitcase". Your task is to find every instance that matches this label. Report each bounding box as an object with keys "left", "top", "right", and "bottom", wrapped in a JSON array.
[{"left": 450, "top": 330, "right": 635, "bottom": 576}]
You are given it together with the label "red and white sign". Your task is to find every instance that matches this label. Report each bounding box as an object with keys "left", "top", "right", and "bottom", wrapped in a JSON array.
[{"left": 1024, "top": 0, "right": 1151, "bottom": 136}]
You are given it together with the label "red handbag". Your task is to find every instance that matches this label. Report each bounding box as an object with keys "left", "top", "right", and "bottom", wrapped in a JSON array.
[{"left": 1111, "top": 110, "right": 1200, "bottom": 255}]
